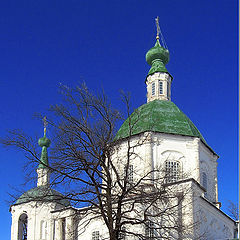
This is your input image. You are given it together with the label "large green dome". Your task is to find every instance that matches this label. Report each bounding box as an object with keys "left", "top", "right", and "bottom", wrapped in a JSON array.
[
  {"left": 15, "top": 186, "right": 70, "bottom": 207},
  {"left": 115, "top": 100, "right": 206, "bottom": 143}
]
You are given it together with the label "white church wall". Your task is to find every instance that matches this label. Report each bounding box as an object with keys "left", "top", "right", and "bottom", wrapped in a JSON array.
[
  {"left": 151, "top": 133, "right": 200, "bottom": 182},
  {"left": 112, "top": 132, "right": 202, "bottom": 186},
  {"left": 51, "top": 207, "right": 77, "bottom": 240},
  {"left": 76, "top": 212, "right": 108, "bottom": 240},
  {"left": 195, "top": 196, "right": 237, "bottom": 240},
  {"left": 11, "top": 201, "right": 62, "bottom": 240},
  {"left": 111, "top": 132, "right": 153, "bottom": 188},
  {"left": 75, "top": 195, "right": 192, "bottom": 240},
  {"left": 199, "top": 142, "right": 218, "bottom": 203}
]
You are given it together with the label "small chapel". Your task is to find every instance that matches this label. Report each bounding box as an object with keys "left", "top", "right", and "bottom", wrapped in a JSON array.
[{"left": 10, "top": 20, "right": 238, "bottom": 240}]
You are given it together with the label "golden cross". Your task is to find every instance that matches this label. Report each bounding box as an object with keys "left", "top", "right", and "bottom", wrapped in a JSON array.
[
  {"left": 43, "top": 116, "right": 48, "bottom": 135},
  {"left": 155, "top": 16, "right": 160, "bottom": 40}
]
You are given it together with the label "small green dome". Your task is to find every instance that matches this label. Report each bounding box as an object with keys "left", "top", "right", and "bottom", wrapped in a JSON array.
[
  {"left": 38, "top": 134, "right": 51, "bottom": 169},
  {"left": 38, "top": 136, "right": 51, "bottom": 148},
  {"left": 146, "top": 40, "right": 169, "bottom": 76},
  {"left": 15, "top": 186, "right": 70, "bottom": 207},
  {"left": 146, "top": 40, "right": 169, "bottom": 65},
  {"left": 115, "top": 100, "right": 206, "bottom": 143}
]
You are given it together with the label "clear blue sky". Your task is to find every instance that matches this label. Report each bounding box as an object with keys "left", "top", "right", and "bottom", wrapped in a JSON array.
[{"left": 0, "top": 0, "right": 238, "bottom": 238}]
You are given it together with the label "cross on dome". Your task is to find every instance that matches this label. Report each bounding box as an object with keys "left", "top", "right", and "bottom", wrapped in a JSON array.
[
  {"left": 43, "top": 116, "right": 48, "bottom": 136},
  {"left": 155, "top": 16, "right": 160, "bottom": 40}
]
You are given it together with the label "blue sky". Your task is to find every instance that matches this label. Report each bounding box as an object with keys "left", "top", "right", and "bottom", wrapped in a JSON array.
[{"left": 0, "top": 0, "right": 238, "bottom": 238}]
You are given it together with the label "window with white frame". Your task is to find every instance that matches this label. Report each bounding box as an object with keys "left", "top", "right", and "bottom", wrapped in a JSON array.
[
  {"left": 124, "top": 164, "right": 133, "bottom": 186},
  {"left": 92, "top": 231, "right": 100, "bottom": 240},
  {"left": 159, "top": 80, "right": 163, "bottom": 94},
  {"left": 119, "top": 226, "right": 126, "bottom": 240},
  {"left": 152, "top": 82, "right": 155, "bottom": 96},
  {"left": 127, "top": 164, "right": 133, "bottom": 184},
  {"left": 165, "top": 160, "right": 180, "bottom": 183},
  {"left": 145, "top": 220, "right": 154, "bottom": 240},
  {"left": 202, "top": 172, "right": 207, "bottom": 198}
]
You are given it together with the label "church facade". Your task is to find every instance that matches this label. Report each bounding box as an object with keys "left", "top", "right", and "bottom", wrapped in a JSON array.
[{"left": 10, "top": 27, "right": 238, "bottom": 240}]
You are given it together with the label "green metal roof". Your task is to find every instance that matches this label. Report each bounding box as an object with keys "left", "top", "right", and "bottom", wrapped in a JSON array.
[
  {"left": 115, "top": 100, "right": 206, "bottom": 144},
  {"left": 15, "top": 186, "right": 70, "bottom": 207}
]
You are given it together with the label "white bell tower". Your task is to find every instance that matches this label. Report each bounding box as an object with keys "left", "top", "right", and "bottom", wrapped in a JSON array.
[{"left": 146, "top": 72, "right": 172, "bottom": 102}]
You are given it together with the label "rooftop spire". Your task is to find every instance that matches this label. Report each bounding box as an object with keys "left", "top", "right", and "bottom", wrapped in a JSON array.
[
  {"left": 155, "top": 16, "right": 160, "bottom": 40},
  {"left": 37, "top": 117, "right": 51, "bottom": 187},
  {"left": 43, "top": 116, "right": 47, "bottom": 136},
  {"left": 38, "top": 116, "right": 51, "bottom": 169},
  {"left": 145, "top": 18, "right": 173, "bottom": 102},
  {"left": 145, "top": 18, "right": 170, "bottom": 76}
]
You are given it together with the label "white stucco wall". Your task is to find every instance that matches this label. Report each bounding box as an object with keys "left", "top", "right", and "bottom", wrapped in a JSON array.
[
  {"left": 194, "top": 196, "right": 237, "bottom": 240},
  {"left": 11, "top": 201, "right": 63, "bottom": 240},
  {"left": 199, "top": 142, "right": 218, "bottom": 203},
  {"left": 111, "top": 132, "right": 203, "bottom": 187}
]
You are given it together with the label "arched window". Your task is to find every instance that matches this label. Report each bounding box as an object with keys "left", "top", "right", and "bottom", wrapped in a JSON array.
[
  {"left": 119, "top": 226, "right": 126, "bottom": 240},
  {"left": 92, "top": 231, "right": 99, "bottom": 240},
  {"left": 202, "top": 172, "right": 208, "bottom": 198},
  {"left": 145, "top": 220, "right": 154, "bottom": 239},
  {"left": 127, "top": 164, "right": 133, "bottom": 184},
  {"left": 165, "top": 160, "right": 180, "bottom": 183},
  {"left": 124, "top": 164, "right": 134, "bottom": 189},
  {"left": 152, "top": 82, "right": 155, "bottom": 96},
  {"left": 18, "top": 213, "right": 28, "bottom": 240},
  {"left": 159, "top": 80, "right": 163, "bottom": 94}
]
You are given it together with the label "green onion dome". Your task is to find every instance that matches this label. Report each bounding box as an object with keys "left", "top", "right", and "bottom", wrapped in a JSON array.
[
  {"left": 38, "top": 136, "right": 51, "bottom": 148},
  {"left": 146, "top": 40, "right": 169, "bottom": 76},
  {"left": 38, "top": 134, "right": 51, "bottom": 169}
]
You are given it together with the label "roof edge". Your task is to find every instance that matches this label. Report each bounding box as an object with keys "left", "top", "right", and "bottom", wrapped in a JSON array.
[{"left": 200, "top": 196, "right": 237, "bottom": 224}]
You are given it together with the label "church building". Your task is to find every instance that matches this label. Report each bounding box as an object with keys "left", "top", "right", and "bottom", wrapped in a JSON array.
[{"left": 10, "top": 22, "right": 238, "bottom": 240}]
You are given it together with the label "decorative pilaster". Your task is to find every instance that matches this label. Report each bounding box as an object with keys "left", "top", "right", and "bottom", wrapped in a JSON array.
[
  {"left": 66, "top": 216, "right": 74, "bottom": 240},
  {"left": 37, "top": 167, "right": 50, "bottom": 187},
  {"left": 143, "top": 132, "right": 152, "bottom": 179}
]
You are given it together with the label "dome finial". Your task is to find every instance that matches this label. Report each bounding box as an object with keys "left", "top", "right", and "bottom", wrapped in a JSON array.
[
  {"left": 43, "top": 116, "right": 48, "bottom": 137},
  {"left": 145, "top": 18, "right": 170, "bottom": 76},
  {"left": 37, "top": 116, "right": 51, "bottom": 186},
  {"left": 38, "top": 116, "right": 51, "bottom": 169},
  {"left": 155, "top": 16, "right": 160, "bottom": 40}
]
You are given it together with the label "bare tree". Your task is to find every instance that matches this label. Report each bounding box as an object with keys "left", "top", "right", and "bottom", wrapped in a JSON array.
[
  {"left": 1, "top": 84, "right": 201, "bottom": 240},
  {"left": 227, "top": 200, "right": 239, "bottom": 221}
]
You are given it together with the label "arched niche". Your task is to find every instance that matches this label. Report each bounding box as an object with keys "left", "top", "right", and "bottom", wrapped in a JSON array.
[
  {"left": 161, "top": 150, "right": 185, "bottom": 162},
  {"left": 18, "top": 213, "right": 28, "bottom": 240},
  {"left": 200, "top": 161, "right": 210, "bottom": 199},
  {"left": 40, "top": 220, "right": 47, "bottom": 239}
]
